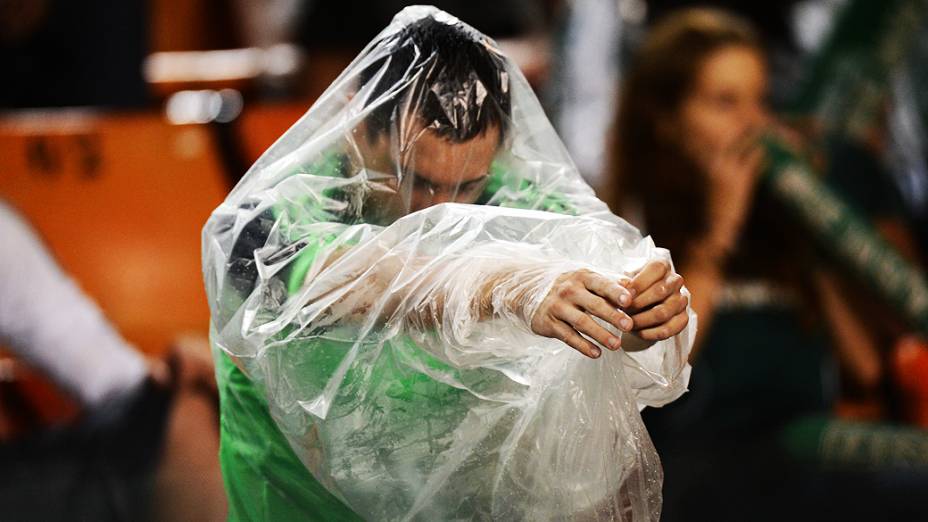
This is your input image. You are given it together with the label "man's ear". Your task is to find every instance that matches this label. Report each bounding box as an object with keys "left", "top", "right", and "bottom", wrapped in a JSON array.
[{"left": 353, "top": 119, "right": 393, "bottom": 172}]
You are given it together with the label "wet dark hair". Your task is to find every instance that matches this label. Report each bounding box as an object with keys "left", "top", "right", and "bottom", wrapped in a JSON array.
[{"left": 357, "top": 15, "right": 511, "bottom": 143}]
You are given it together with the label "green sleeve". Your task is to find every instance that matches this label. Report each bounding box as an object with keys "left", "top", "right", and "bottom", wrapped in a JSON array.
[
  {"left": 216, "top": 149, "right": 363, "bottom": 520},
  {"left": 215, "top": 351, "right": 362, "bottom": 521},
  {"left": 216, "top": 153, "right": 557, "bottom": 520}
]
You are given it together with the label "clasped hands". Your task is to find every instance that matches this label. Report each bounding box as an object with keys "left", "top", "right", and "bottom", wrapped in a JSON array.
[{"left": 530, "top": 260, "right": 690, "bottom": 358}]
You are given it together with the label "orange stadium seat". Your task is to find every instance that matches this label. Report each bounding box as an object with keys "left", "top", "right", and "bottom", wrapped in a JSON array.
[
  {"left": 236, "top": 101, "right": 311, "bottom": 164},
  {"left": 0, "top": 110, "right": 229, "bottom": 356}
]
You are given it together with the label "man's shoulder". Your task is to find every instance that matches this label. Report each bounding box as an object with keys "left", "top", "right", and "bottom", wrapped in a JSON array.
[{"left": 478, "top": 161, "right": 577, "bottom": 215}]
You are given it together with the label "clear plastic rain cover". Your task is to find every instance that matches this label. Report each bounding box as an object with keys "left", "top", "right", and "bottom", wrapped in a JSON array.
[{"left": 203, "top": 6, "right": 694, "bottom": 521}]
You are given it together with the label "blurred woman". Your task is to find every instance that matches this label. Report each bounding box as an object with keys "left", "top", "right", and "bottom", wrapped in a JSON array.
[{"left": 608, "top": 8, "right": 928, "bottom": 522}]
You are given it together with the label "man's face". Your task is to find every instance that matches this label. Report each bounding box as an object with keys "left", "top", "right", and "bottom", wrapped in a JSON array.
[
  {"left": 401, "top": 124, "right": 500, "bottom": 212},
  {"left": 362, "top": 119, "right": 501, "bottom": 222}
]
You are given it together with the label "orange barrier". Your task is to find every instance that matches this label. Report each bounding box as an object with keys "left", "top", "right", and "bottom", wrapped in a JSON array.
[
  {"left": 893, "top": 336, "right": 928, "bottom": 428},
  {"left": 236, "top": 101, "right": 311, "bottom": 164},
  {"left": 0, "top": 110, "right": 229, "bottom": 356},
  {"left": 0, "top": 104, "right": 316, "bottom": 435}
]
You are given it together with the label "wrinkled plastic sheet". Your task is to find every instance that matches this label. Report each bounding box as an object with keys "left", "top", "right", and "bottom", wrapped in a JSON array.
[{"left": 203, "top": 6, "right": 694, "bottom": 521}]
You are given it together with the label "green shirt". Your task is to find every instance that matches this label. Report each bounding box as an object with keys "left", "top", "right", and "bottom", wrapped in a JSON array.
[{"left": 214, "top": 151, "right": 577, "bottom": 521}]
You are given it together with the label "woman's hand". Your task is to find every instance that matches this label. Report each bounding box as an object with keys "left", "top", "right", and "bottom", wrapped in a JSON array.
[{"left": 697, "top": 127, "right": 766, "bottom": 256}]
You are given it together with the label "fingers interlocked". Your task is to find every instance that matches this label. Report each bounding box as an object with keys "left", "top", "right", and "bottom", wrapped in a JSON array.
[
  {"left": 531, "top": 269, "right": 635, "bottom": 358},
  {"left": 621, "top": 260, "right": 690, "bottom": 342}
]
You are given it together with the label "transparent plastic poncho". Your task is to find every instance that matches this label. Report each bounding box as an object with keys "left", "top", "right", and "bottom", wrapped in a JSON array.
[{"left": 203, "top": 6, "right": 694, "bottom": 521}]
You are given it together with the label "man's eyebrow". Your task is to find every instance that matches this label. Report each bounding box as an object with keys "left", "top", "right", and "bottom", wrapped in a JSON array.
[{"left": 411, "top": 171, "right": 489, "bottom": 189}]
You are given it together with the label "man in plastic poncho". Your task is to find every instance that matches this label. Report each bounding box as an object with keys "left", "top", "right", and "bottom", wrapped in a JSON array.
[{"left": 204, "top": 7, "right": 694, "bottom": 521}]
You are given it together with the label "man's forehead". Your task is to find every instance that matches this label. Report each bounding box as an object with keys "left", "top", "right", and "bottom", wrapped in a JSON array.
[{"left": 400, "top": 124, "right": 501, "bottom": 184}]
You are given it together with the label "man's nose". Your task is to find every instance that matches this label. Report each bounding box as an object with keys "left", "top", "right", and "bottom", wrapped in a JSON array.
[{"left": 430, "top": 191, "right": 454, "bottom": 204}]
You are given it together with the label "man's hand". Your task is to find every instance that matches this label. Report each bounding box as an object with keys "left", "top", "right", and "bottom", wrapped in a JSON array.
[
  {"left": 531, "top": 269, "right": 635, "bottom": 359},
  {"left": 621, "top": 260, "right": 690, "bottom": 344}
]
